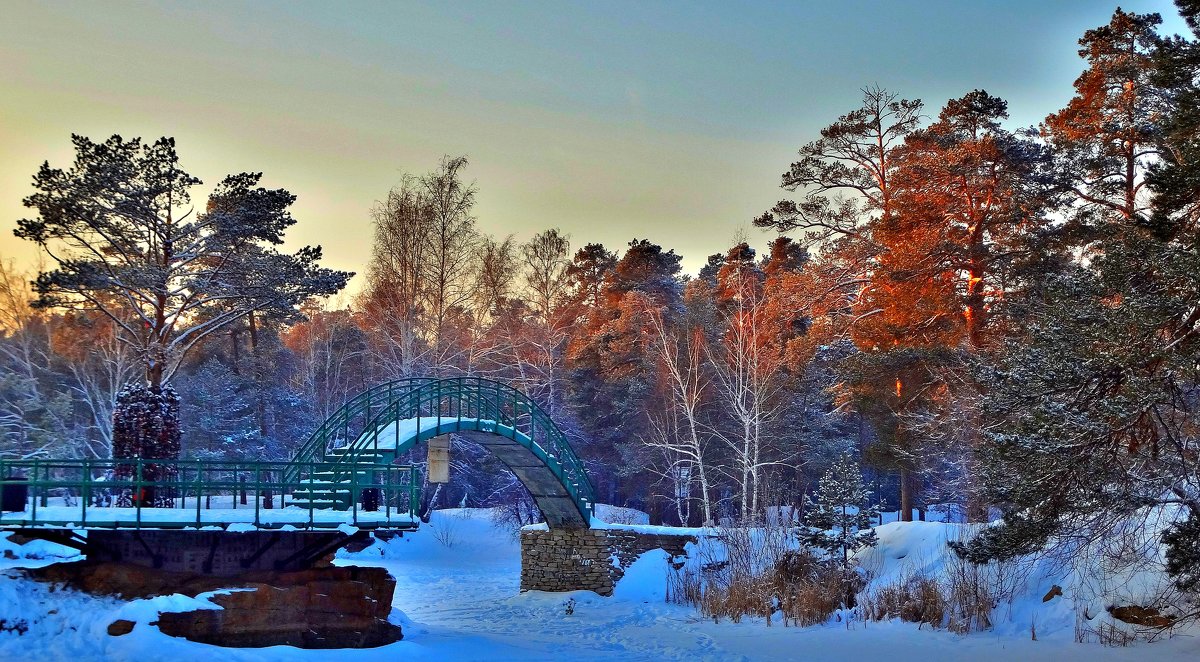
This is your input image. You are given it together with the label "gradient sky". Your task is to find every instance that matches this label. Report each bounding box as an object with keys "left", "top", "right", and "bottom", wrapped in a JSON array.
[{"left": 0, "top": 0, "right": 1189, "bottom": 290}]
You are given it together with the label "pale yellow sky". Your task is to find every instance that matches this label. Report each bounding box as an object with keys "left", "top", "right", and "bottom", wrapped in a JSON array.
[{"left": 1, "top": 1, "right": 1187, "bottom": 293}]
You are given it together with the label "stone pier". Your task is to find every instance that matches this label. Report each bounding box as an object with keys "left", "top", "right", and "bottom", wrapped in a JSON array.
[{"left": 519, "top": 527, "right": 696, "bottom": 596}]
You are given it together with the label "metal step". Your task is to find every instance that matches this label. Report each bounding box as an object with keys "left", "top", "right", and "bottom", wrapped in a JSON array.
[
  {"left": 286, "top": 498, "right": 349, "bottom": 509},
  {"left": 312, "top": 471, "right": 370, "bottom": 481},
  {"left": 292, "top": 488, "right": 352, "bottom": 498},
  {"left": 326, "top": 450, "right": 386, "bottom": 461}
]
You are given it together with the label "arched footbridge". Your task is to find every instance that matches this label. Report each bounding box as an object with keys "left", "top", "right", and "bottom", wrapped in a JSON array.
[
  {"left": 0, "top": 377, "right": 596, "bottom": 532},
  {"left": 287, "top": 377, "right": 595, "bottom": 528}
]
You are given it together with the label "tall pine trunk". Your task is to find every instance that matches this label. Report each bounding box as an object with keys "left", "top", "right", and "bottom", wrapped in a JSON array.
[{"left": 900, "top": 467, "right": 914, "bottom": 522}]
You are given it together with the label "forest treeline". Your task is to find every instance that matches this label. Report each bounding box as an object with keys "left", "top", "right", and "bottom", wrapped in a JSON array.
[{"left": 2, "top": 7, "right": 1200, "bottom": 583}]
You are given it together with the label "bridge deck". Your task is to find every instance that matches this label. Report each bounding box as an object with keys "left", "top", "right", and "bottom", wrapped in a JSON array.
[{"left": 0, "top": 502, "right": 419, "bottom": 531}]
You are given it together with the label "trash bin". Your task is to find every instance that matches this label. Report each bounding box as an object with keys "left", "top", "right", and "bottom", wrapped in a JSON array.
[
  {"left": 1, "top": 476, "right": 28, "bottom": 512},
  {"left": 361, "top": 488, "right": 380, "bottom": 512}
]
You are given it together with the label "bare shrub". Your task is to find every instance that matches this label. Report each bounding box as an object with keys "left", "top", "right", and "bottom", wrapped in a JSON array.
[
  {"left": 860, "top": 546, "right": 1013, "bottom": 634},
  {"left": 942, "top": 553, "right": 997, "bottom": 633},
  {"left": 774, "top": 549, "right": 850, "bottom": 626},
  {"left": 1099, "top": 622, "right": 1136, "bottom": 647},
  {"left": 666, "top": 560, "right": 704, "bottom": 607},
  {"left": 600, "top": 505, "right": 649, "bottom": 526},
  {"left": 1078, "top": 621, "right": 1136, "bottom": 647},
  {"left": 667, "top": 525, "right": 782, "bottom": 623},
  {"left": 1065, "top": 508, "right": 1192, "bottom": 640},
  {"left": 861, "top": 574, "right": 945, "bottom": 628},
  {"left": 489, "top": 495, "right": 541, "bottom": 540},
  {"left": 668, "top": 524, "right": 855, "bottom": 627},
  {"left": 430, "top": 511, "right": 466, "bottom": 548}
]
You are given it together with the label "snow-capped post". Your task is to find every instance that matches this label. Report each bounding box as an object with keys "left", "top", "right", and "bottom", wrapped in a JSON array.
[
  {"left": 112, "top": 383, "right": 180, "bottom": 507},
  {"left": 15, "top": 135, "right": 353, "bottom": 470}
]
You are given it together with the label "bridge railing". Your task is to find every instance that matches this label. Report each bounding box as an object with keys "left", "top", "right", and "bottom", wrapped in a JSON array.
[{"left": 0, "top": 458, "right": 420, "bottom": 530}]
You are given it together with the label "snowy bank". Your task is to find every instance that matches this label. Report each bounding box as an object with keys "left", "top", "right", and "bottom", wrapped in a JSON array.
[{"left": 0, "top": 509, "right": 1197, "bottom": 660}]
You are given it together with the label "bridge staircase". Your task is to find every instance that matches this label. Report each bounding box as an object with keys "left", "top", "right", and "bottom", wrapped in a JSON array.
[{"left": 287, "top": 448, "right": 384, "bottom": 510}]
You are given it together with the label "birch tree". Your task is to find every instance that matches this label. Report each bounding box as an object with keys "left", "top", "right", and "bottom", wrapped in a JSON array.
[
  {"left": 361, "top": 156, "right": 480, "bottom": 377},
  {"left": 643, "top": 294, "right": 714, "bottom": 525},
  {"left": 708, "top": 244, "right": 792, "bottom": 521},
  {"left": 0, "top": 260, "right": 72, "bottom": 459}
]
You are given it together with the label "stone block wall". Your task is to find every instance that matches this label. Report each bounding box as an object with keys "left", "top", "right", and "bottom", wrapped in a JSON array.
[
  {"left": 520, "top": 528, "right": 615, "bottom": 595},
  {"left": 606, "top": 530, "right": 694, "bottom": 583},
  {"left": 519, "top": 528, "right": 697, "bottom": 596}
]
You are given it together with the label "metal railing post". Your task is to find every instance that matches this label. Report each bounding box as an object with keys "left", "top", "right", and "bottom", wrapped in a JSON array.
[
  {"left": 194, "top": 463, "right": 203, "bottom": 525},
  {"left": 135, "top": 459, "right": 143, "bottom": 529},
  {"left": 386, "top": 466, "right": 393, "bottom": 522},
  {"left": 254, "top": 464, "right": 261, "bottom": 527},
  {"left": 351, "top": 458, "right": 359, "bottom": 526},
  {"left": 409, "top": 465, "right": 419, "bottom": 516},
  {"left": 30, "top": 459, "right": 38, "bottom": 524},
  {"left": 81, "top": 459, "right": 89, "bottom": 527},
  {"left": 307, "top": 462, "right": 315, "bottom": 528}
]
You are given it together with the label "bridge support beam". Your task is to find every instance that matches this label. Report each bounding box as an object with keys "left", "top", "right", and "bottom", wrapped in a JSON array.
[
  {"left": 459, "top": 431, "right": 590, "bottom": 528},
  {"left": 84, "top": 530, "right": 366, "bottom": 575}
]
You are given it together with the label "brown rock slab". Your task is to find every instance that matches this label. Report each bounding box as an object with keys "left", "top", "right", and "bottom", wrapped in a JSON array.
[
  {"left": 155, "top": 580, "right": 402, "bottom": 649},
  {"left": 24, "top": 561, "right": 402, "bottom": 649},
  {"left": 1108, "top": 605, "right": 1176, "bottom": 628},
  {"left": 107, "top": 619, "right": 135, "bottom": 636}
]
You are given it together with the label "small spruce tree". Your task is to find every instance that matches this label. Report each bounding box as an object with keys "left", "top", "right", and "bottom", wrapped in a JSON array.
[
  {"left": 1163, "top": 512, "right": 1200, "bottom": 593},
  {"left": 801, "top": 453, "right": 880, "bottom": 569}
]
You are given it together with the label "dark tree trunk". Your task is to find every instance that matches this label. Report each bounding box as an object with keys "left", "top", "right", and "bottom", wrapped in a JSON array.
[{"left": 900, "top": 467, "right": 914, "bottom": 522}]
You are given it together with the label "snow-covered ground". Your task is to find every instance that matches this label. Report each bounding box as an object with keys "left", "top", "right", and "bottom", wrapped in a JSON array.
[{"left": 1, "top": 508, "right": 1198, "bottom": 661}]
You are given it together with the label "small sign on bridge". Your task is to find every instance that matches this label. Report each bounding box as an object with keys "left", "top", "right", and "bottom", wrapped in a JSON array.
[{"left": 428, "top": 435, "right": 450, "bottom": 484}]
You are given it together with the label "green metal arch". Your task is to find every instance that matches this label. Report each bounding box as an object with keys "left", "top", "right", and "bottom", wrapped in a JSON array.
[{"left": 289, "top": 377, "right": 595, "bottom": 527}]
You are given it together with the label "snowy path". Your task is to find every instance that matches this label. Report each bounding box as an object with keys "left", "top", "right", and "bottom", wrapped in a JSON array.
[{"left": 2, "top": 509, "right": 1199, "bottom": 661}]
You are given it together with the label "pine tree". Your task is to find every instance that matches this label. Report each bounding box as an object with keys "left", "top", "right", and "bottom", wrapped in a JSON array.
[
  {"left": 756, "top": 85, "right": 921, "bottom": 243},
  {"left": 955, "top": 4, "right": 1200, "bottom": 568},
  {"left": 801, "top": 453, "right": 879, "bottom": 569},
  {"left": 15, "top": 136, "right": 352, "bottom": 392},
  {"left": 1043, "top": 9, "right": 1167, "bottom": 224},
  {"left": 16, "top": 135, "right": 351, "bottom": 466},
  {"left": 565, "top": 239, "right": 682, "bottom": 507},
  {"left": 1163, "top": 512, "right": 1200, "bottom": 592}
]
